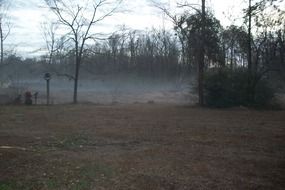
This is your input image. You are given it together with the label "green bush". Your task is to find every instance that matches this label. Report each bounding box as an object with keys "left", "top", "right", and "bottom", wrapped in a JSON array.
[
  {"left": 204, "top": 68, "right": 274, "bottom": 108},
  {"left": 253, "top": 79, "right": 275, "bottom": 107}
]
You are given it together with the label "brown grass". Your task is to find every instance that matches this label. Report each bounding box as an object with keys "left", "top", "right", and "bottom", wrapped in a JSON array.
[{"left": 0, "top": 104, "right": 285, "bottom": 189}]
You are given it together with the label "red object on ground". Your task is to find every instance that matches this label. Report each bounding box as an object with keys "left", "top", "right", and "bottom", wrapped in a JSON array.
[{"left": 25, "top": 91, "right": 32, "bottom": 105}]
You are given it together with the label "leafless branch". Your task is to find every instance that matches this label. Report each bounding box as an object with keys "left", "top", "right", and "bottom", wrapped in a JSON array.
[{"left": 177, "top": 2, "right": 201, "bottom": 14}]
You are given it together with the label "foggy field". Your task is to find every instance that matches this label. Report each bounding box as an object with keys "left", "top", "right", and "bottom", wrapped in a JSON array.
[
  {"left": 9, "top": 76, "right": 195, "bottom": 105},
  {"left": 1, "top": 104, "right": 285, "bottom": 190}
]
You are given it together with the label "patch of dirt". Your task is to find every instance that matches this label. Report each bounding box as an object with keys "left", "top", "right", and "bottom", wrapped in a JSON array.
[{"left": 0, "top": 104, "right": 285, "bottom": 189}]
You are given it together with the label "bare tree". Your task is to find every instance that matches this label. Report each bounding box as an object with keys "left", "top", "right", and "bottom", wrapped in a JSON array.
[
  {"left": 45, "top": 0, "right": 123, "bottom": 103},
  {"left": 0, "top": 0, "right": 11, "bottom": 64}
]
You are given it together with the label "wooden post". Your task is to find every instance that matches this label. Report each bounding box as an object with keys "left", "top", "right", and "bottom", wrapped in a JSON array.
[{"left": 44, "top": 73, "right": 51, "bottom": 105}]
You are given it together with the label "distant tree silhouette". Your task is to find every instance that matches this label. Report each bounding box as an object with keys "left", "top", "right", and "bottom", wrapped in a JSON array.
[
  {"left": 41, "top": 22, "right": 58, "bottom": 65},
  {"left": 222, "top": 25, "right": 248, "bottom": 69}
]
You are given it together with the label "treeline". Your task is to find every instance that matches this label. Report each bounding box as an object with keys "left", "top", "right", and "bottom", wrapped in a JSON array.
[
  {"left": 1, "top": 29, "right": 183, "bottom": 80},
  {"left": 76, "top": 29, "right": 182, "bottom": 78},
  {"left": 2, "top": 20, "right": 284, "bottom": 81}
]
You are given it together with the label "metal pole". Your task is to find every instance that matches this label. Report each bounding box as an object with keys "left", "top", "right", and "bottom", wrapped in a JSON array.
[{"left": 47, "top": 79, "right": 50, "bottom": 105}]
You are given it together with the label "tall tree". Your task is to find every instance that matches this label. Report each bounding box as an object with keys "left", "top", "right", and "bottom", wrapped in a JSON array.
[
  {"left": 247, "top": 0, "right": 252, "bottom": 74},
  {"left": 152, "top": 0, "right": 208, "bottom": 105},
  {"left": 45, "top": 0, "right": 123, "bottom": 103},
  {"left": 244, "top": 0, "right": 285, "bottom": 100},
  {"left": 0, "top": 0, "right": 10, "bottom": 65},
  {"left": 198, "top": 0, "right": 206, "bottom": 106}
]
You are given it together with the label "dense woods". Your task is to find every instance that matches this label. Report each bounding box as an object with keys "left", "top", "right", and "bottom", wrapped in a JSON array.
[{"left": 0, "top": 0, "right": 284, "bottom": 106}]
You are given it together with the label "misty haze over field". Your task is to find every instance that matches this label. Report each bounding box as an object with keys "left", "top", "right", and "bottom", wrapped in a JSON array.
[
  {"left": 1, "top": 75, "right": 197, "bottom": 108},
  {"left": 6, "top": 75, "right": 195, "bottom": 105}
]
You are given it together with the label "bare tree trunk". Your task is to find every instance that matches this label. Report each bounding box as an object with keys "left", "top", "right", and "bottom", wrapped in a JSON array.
[
  {"left": 248, "top": 0, "right": 252, "bottom": 74},
  {"left": 73, "top": 60, "right": 80, "bottom": 104},
  {"left": 0, "top": 1, "right": 11, "bottom": 65},
  {"left": 278, "top": 30, "right": 284, "bottom": 67},
  {"left": 198, "top": 0, "right": 206, "bottom": 106},
  {"left": 222, "top": 41, "right": 226, "bottom": 68},
  {"left": 230, "top": 41, "right": 234, "bottom": 70},
  {"left": 0, "top": 18, "right": 3, "bottom": 64},
  {"left": 73, "top": 41, "right": 80, "bottom": 104},
  {"left": 247, "top": 0, "right": 254, "bottom": 103},
  {"left": 48, "top": 36, "right": 54, "bottom": 64}
]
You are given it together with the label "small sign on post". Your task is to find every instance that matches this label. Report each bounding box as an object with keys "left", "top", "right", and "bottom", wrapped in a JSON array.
[{"left": 44, "top": 73, "right": 51, "bottom": 105}]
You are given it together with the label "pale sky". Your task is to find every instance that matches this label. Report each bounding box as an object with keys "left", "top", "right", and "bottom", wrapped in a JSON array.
[{"left": 5, "top": 0, "right": 247, "bottom": 58}]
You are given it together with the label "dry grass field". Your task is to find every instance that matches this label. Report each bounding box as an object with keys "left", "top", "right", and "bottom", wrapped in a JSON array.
[{"left": 0, "top": 104, "right": 285, "bottom": 190}]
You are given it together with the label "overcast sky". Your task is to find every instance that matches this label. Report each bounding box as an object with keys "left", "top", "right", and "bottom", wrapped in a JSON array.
[{"left": 5, "top": 0, "right": 247, "bottom": 58}]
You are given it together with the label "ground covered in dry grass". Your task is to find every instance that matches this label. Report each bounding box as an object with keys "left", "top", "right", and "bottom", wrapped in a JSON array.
[{"left": 0, "top": 104, "right": 285, "bottom": 190}]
